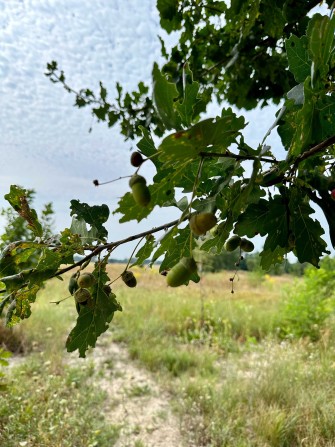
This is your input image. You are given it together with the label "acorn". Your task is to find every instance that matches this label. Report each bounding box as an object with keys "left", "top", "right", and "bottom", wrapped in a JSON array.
[
  {"left": 129, "top": 174, "right": 151, "bottom": 207},
  {"left": 103, "top": 284, "right": 112, "bottom": 295},
  {"left": 224, "top": 235, "right": 242, "bottom": 252},
  {"left": 130, "top": 151, "right": 144, "bottom": 167},
  {"left": 240, "top": 238, "right": 254, "bottom": 253},
  {"left": 121, "top": 270, "right": 137, "bottom": 288},
  {"left": 74, "top": 288, "right": 92, "bottom": 303},
  {"left": 189, "top": 212, "right": 217, "bottom": 236},
  {"left": 166, "top": 257, "right": 197, "bottom": 287},
  {"left": 68, "top": 273, "right": 79, "bottom": 295},
  {"left": 77, "top": 272, "right": 95, "bottom": 289}
]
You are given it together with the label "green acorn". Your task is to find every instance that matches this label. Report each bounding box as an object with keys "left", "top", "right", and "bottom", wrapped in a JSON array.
[
  {"left": 189, "top": 212, "right": 217, "bottom": 236},
  {"left": 224, "top": 235, "right": 242, "bottom": 252},
  {"left": 74, "top": 288, "right": 92, "bottom": 303},
  {"left": 68, "top": 273, "right": 79, "bottom": 295},
  {"left": 240, "top": 238, "right": 254, "bottom": 253},
  {"left": 121, "top": 270, "right": 137, "bottom": 288},
  {"left": 77, "top": 272, "right": 95, "bottom": 289},
  {"left": 129, "top": 174, "right": 151, "bottom": 207},
  {"left": 166, "top": 257, "right": 197, "bottom": 287}
]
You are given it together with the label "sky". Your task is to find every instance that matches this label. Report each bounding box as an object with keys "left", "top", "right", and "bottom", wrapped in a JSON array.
[{"left": 0, "top": 0, "right": 328, "bottom": 260}]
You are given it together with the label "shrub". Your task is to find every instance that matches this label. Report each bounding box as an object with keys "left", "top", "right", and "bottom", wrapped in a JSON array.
[{"left": 278, "top": 257, "right": 335, "bottom": 340}]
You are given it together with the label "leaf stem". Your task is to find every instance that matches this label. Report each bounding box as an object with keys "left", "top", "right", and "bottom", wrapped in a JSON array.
[
  {"left": 50, "top": 294, "right": 72, "bottom": 305},
  {"left": 124, "top": 236, "right": 145, "bottom": 272}
]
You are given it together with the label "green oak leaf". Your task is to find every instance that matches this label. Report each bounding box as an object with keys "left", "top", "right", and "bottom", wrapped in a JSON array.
[
  {"left": 235, "top": 196, "right": 288, "bottom": 249},
  {"left": 153, "top": 63, "right": 181, "bottom": 130},
  {"left": 260, "top": 246, "right": 288, "bottom": 271},
  {"left": 115, "top": 159, "right": 193, "bottom": 223},
  {"left": 59, "top": 228, "right": 85, "bottom": 261},
  {"left": 159, "top": 110, "right": 245, "bottom": 163},
  {"left": 315, "top": 94, "right": 335, "bottom": 141},
  {"left": 159, "top": 227, "right": 194, "bottom": 273},
  {"left": 175, "top": 66, "right": 200, "bottom": 127},
  {"left": 66, "top": 265, "right": 122, "bottom": 358},
  {"left": 70, "top": 200, "right": 109, "bottom": 241},
  {"left": 234, "top": 199, "right": 269, "bottom": 237},
  {"left": 26, "top": 249, "right": 61, "bottom": 285},
  {"left": 137, "top": 126, "right": 159, "bottom": 161},
  {"left": 5, "top": 185, "right": 43, "bottom": 237},
  {"left": 289, "top": 189, "right": 329, "bottom": 266},
  {"left": 114, "top": 191, "right": 153, "bottom": 223},
  {"left": 131, "top": 237, "right": 155, "bottom": 267},
  {"left": 286, "top": 35, "right": 310, "bottom": 83},
  {"left": 10, "top": 284, "right": 40, "bottom": 324},
  {"left": 158, "top": 129, "right": 198, "bottom": 162},
  {"left": 0, "top": 241, "right": 43, "bottom": 276},
  {"left": 70, "top": 217, "right": 99, "bottom": 244},
  {"left": 277, "top": 101, "right": 300, "bottom": 151},
  {"left": 307, "top": 13, "right": 335, "bottom": 84},
  {"left": 200, "top": 217, "right": 234, "bottom": 254},
  {"left": 151, "top": 227, "right": 178, "bottom": 266},
  {"left": 288, "top": 78, "right": 315, "bottom": 158},
  {"left": 157, "top": 0, "right": 181, "bottom": 33}
]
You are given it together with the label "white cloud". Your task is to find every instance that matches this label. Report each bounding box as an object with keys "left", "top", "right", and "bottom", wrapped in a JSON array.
[{"left": 0, "top": 0, "right": 167, "bottom": 257}]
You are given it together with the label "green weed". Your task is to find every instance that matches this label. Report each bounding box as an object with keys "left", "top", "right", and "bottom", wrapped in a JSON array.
[
  {"left": 0, "top": 358, "right": 120, "bottom": 447},
  {"left": 278, "top": 257, "right": 335, "bottom": 340}
]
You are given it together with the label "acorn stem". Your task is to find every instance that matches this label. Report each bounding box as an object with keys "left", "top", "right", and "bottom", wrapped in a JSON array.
[
  {"left": 93, "top": 175, "right": 132, "bottom": 186},
  {"left": 124, "top": 236, "right": 145, "bottom": 272},
  {"left": 50, "top": 294, "right": 72, "bottom": 305}
]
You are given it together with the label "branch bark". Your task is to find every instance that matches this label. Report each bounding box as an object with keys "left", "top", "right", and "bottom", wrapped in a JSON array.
[{"left": 54, "top": 216, "right": 186, "bottom": 277}]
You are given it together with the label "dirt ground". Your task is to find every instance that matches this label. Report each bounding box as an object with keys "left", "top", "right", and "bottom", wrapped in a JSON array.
[{"left": 73, "top": 336, "right": 184, "bottom": 447}]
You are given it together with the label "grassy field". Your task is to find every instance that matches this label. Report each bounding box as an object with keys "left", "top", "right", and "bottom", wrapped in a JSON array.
[{"left": 1, "top": 264, "right": 335, "bottom": 446}]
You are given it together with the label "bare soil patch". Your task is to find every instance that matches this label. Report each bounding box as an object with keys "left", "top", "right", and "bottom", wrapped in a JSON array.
[{"left": 71, "top": 336, "right": 184, "bottom": 447}]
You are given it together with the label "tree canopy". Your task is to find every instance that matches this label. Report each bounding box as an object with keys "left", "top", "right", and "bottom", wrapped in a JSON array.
[{"left": 1, "top": 0, "right": 335, "bottom": 357}]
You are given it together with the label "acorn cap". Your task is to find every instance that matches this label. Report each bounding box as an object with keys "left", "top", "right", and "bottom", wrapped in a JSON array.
[
  {"left": 129, "top": 174, "right": 146, "bottom": 188},
  {"left": 180, "top": 257, "right": 197, "bottom": 273},
  {"left": 189, "top": 212, "right": 217, "bottom": 236},
  {"left": 74, "top": 288, "right": 92, "bottom": 303},
  {"left": 130, "top": 152, "right": 144, "bottom": 167}
]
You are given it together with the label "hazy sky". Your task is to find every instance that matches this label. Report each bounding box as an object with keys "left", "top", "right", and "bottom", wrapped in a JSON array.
[{"left": 0, "top": 1, "right": 326, "bottom": 259}]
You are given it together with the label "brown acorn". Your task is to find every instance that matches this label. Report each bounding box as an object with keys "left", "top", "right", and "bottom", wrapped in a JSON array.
[
  {"left": 129, "top": 174, "right": 151, "bottom": 207},
  {"left": 130, "top": 151, "right": 144, "bottom": 167},
  {"left": 103, "top": 284, "right": 112, "bottom": 295},
  {"left": 189, "top": 212, "right": 217, "bottom": 236},
  {"left": 77, "top": 272, "right": 95, "bottom": 289},
  {"left": 224, "top": 235, "right": 241, "bottom": 252},
  {"left": 121, "top": 270, "right": 137, "bottom": 288},
  {"left": 240, "top": 238, "right": 254, "bottom": 253},
  {"left": 68, "top": 273, "right": 79, "bottom": 295},
  {"left": 166, "top": 257, "right": 197, "bottom": 287},
  {"left": 74, "top": 288, "right": 92, "bottom": 303}
]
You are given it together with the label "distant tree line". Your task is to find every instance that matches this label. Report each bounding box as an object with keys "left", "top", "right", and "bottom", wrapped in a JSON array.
[{"left": 196, "top": 249, "right": 308, "bottom": 276}]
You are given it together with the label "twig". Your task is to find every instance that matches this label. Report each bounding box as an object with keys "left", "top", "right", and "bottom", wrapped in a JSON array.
[
  {"left": 54, "top": 217, "right": 186, "bottom": 278},
  {"left": 93, "top": 175, "right": 131, "bottom": 186},
  {"left": 199, "top": 151, "right": 278, "bottom": 164},
  {"left": 293, "top": 135, "right": 335, "bottom": 168}
]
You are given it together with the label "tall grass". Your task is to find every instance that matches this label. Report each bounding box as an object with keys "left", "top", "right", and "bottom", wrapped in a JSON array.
[
  {"left": 108, "top": 264, "right": 335, "bottom": 446},
  {"left": 0, "top": 275, "right": 120, "bottom": 447},
  {"left": 2, "top": 263, "right": 335, "bottom": 446}
]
